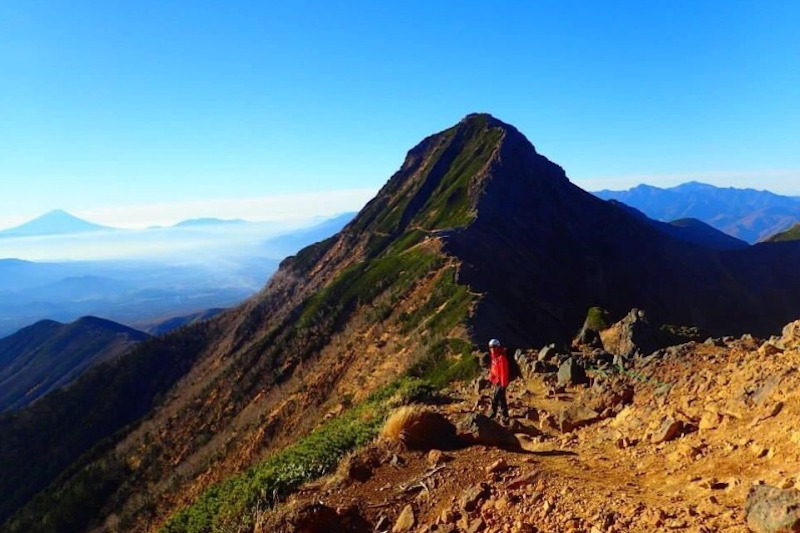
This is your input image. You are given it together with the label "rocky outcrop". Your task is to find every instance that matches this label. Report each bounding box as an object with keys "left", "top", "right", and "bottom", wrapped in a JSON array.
[
  {"left": 600, "top": 309, "right": 663, "bottom": 359},
  {"left": 514, "top": 348, "right": 557, "bottom": 379},
  {"left": 779, "top": 320, "right": 800, "bottom": 350}
]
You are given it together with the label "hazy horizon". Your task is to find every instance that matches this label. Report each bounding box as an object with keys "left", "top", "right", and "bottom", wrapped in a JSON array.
[{"left": 2, "top": 176, "right": 799, "bottom": 236}]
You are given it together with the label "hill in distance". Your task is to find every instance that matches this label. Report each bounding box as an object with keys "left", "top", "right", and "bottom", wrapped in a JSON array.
[
  {"left": 0, "top": 209, "right": 112, "bottom": 237},
  {"left": 259, "top": 211, "right": 356, "bottom": 257},
  {"left": 2, "top": 114, "right": 800, "bottom": 533},
  {"left": 0, "top": 316, "right": 148, "bottom": 413},
  {"left": 607, "top": 200, "right": 749, "bottom": 251},
  {"left": 172, "top": 217, "right": 249, "bottom": 227},
  {"left": 136, "top": 307, "right": 227, "bottom": 336},
  {"left": 766, "top": 222, "right": 800, "bottom": 242},
  {"left": 594, "top": 181, "right": 800, "bottom": 243}
]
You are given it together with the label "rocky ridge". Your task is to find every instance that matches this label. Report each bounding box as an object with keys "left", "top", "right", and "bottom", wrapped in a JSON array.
[{"left": 262, "top": 317, "right": 800, "bottom": 533}]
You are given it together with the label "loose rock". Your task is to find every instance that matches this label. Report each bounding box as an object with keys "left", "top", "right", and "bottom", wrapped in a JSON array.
[
  {"left": 651, "top": 417, "right": 683, "bottom": 444},
  {"left": 746, "top": 485, "right": 800, "bottom": 533},
  {"left": 392, "top": 505, "right": 415, "bottom": 532}
]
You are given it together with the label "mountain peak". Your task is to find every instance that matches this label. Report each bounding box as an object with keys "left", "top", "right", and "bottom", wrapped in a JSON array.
[
  {"left": 343, "top": 113, "right": 562, "bottom": 254},
  {"left": 0, "top": 210, "right": 110, "bottom": 237}
]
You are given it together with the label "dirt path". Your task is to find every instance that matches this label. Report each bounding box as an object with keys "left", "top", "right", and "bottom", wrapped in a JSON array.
[{"left": 261, "top": 336, "right": 800, "bottom": 532}]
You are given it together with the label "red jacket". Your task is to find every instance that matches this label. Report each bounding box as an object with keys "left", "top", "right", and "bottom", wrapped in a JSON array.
[{"left": 489, "top": 346, "right": 510, "bottom": 387}]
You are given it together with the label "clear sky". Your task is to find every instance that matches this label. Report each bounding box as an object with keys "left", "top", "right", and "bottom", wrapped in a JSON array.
[{"left": 2, "top": 1, "right": 799, "bottom": 229}]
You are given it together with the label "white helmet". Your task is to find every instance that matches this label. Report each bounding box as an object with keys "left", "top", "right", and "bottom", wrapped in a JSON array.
[{"left": 488, "top": 338, "right": 501, "bottom": 348}]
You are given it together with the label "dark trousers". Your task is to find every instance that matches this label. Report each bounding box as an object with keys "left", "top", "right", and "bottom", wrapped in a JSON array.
[{"left": 489, "top": 385, "right": 509, "bottom": 419}]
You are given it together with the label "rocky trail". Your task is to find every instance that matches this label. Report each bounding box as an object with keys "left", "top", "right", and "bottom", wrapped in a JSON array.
[{"left": 261, "top": 318, "right": 800, "bottom": 533}]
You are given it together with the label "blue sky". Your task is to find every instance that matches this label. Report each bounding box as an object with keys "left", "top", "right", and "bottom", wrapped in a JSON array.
[{"left": 2, "top": 1, "right": 799, "bottom": 229}]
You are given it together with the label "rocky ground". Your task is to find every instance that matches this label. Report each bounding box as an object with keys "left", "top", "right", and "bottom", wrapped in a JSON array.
[{"left": 259, "top": 318, "right": 800, "bottom": 533}]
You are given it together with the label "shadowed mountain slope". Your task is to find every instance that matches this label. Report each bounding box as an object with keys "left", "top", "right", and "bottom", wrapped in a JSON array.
[
  {"left": 0, "top": 319, "right": 223, "bottom": 529},
  {"left": 0, "top": 316, "right": 149, "bottom": 412},
  {"left": 3, "top": 114, "right": 800, "bottom": 533},
  {"left": 666, "top": 217, "right": 750, "bottom": 250},
  {"left": 606, "top": 200, "right": 749, "bottom": 251}
]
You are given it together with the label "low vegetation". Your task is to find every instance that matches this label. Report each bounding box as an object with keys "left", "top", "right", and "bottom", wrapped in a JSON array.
[
  {"left": 379, "top": 405, "right": 458, "bottom": 450},
  {"left": 160, "top": 377, "right": 440, "bottom": 533},
  {"left": 408, "top": 338, "right": 479, "bottom": 389},
  {"left": 766, "top": 223, "right": 800, "bottom": 242},
  {"left": 297, "top": 247, "right": 443, "bottom": 330},
  {"left": 584, "top": 306, "right": 611, "bottom": 332}
]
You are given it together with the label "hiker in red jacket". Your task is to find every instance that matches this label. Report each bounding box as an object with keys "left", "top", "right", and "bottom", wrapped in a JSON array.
[{"left": 487, "top": 338, "right": 510, "bottom": 422}]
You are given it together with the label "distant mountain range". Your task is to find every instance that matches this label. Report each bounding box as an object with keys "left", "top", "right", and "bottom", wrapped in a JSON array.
[
  {"left": 0, "top": 210, "right": 256, "bottom": 237},
  {"left": 0, "top": 260, "right": 265, "bottom": 339},
  {"left": 0, "top": 212, "right": 357, "bottom": 338},
  {"left": 0, "top": 316, "right": 148, "bottom": 412},
  {"left": 594, "top": 181, "right": 800, "bottom": 243},
  {"left": 259, "top": 212, "right": 356, "bottom": 257}
]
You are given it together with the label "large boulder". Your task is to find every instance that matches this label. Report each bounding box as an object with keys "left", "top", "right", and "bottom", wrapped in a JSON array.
[
  {"left": 779, "top": 320, "right": 800, "bottom": 350},
  {"left": 513, "top": 349, "right": 535, "bottom": 378},
  {"left": 280, "top": 503, "right": 343, "bottom": 533},
  {"left": 557, "top": 357, "right": 588, "bottom": 387},
  {"left": 746, "top": 485, "right": 800, "bottom": 533},
  {"left": 557, "top": 405, "right": 600, "bottom": 432},
  {"left": 457, "top": 413, "right": 520, "bottom": 449},
  {"left": 600, "top": 308, "right": 663, "bottom": 358},
  {"left": 651, "top": 417, "right": 684, "bottom": 444}
]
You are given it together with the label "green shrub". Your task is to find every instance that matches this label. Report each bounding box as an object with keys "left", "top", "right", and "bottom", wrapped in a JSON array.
[
  {"left": 388, "top": 377, "right": 439, "bottom": 406},
  {"left": 408, "top": 338, "right": 479, "bottom": 389},
  {"left": 584, "top": 306, "right": 611, "bottom": 332}
]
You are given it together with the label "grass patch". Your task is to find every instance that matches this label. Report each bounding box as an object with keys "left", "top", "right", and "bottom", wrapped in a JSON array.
[
  {"left": 297, "top": 248, "right": 442, "bottom": 330},
  {"left": 408, "top": 338, "right": 480, "bottom": 389},
  {"left": 412, "top": 117, "right": 503, "bottom": 230},
  {"left": 159, "top": 378, "right": 427, "bottom": 533},
  {"left": 400, "top": 267, "right": 473, "bottom": 336}
]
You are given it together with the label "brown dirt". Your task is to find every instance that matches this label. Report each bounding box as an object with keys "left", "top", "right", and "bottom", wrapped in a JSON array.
[{"left": 258, "top": 331, "right": 800, "bottom": 532}]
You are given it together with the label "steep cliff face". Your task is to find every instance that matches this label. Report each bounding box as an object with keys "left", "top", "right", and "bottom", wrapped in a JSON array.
[
  {"left": 4, "top": 114, "right": 800, "bottom": 533},
  {"left": 437, "top": 116, "right": 800, "bottom": 346}
]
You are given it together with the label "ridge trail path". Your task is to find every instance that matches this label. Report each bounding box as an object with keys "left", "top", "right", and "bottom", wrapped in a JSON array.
[{"left": 264, "top": 336, "right": 800, "bottom": 533}]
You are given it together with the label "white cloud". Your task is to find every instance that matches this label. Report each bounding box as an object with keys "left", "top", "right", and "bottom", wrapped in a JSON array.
[{"left": 73, "top": 188, "right": 379, "bottom": 229}]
